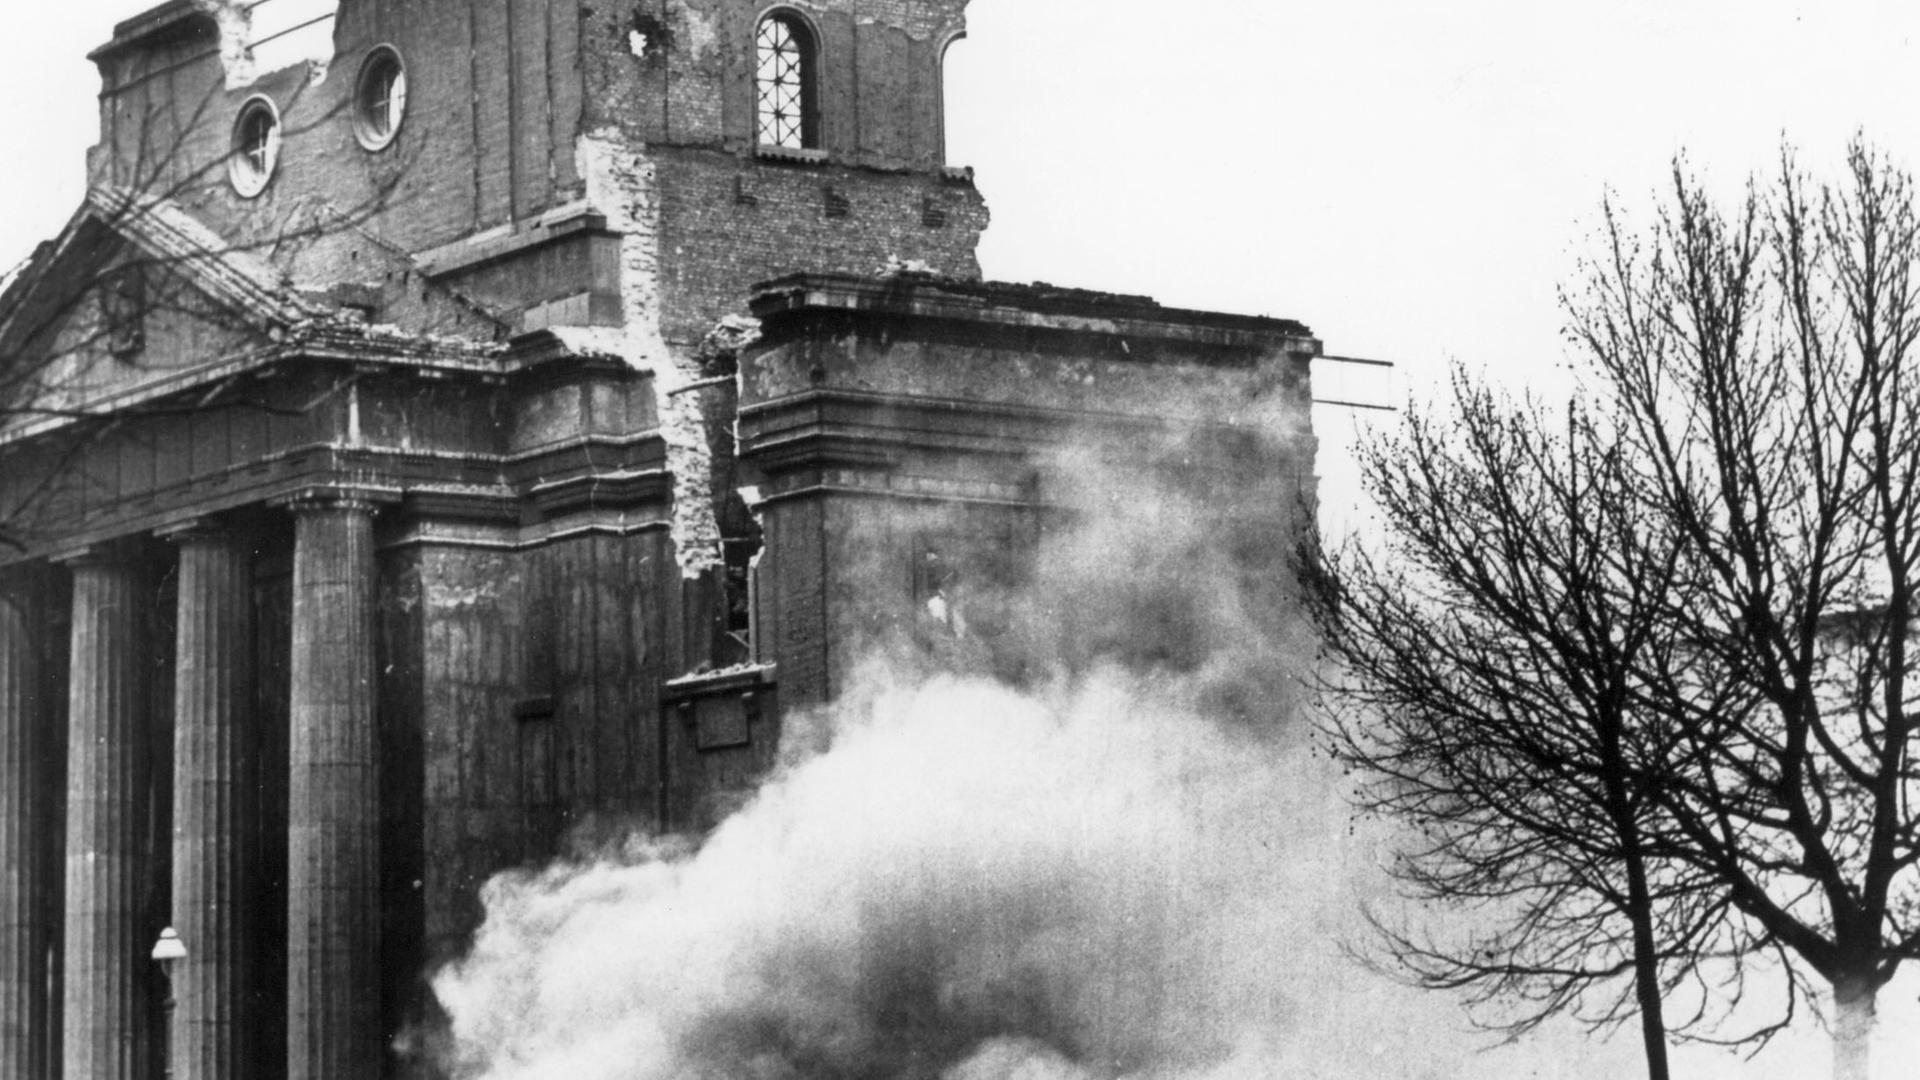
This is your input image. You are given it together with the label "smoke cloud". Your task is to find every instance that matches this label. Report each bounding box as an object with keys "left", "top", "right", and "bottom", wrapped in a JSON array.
[
  {"left": 435, "top": 668, "right": 1332, "bottom": 1080},
  {"left": 425, "top": 397, "right": 1874, "bottom": 1079}
]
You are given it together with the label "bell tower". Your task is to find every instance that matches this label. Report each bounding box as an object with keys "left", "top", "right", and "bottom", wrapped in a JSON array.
[{"left": 571, "top": 0, "right": 989, "bottom": 347}]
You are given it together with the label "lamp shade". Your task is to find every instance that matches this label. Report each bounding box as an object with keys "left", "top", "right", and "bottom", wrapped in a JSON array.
[{"left": 150, "top": 927, "right": 187, "bottom": 964}]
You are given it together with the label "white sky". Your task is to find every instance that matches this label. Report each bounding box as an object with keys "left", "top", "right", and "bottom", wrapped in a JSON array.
[{"left": 2, "top": 3, "right": 1918, "bottom": 1073}]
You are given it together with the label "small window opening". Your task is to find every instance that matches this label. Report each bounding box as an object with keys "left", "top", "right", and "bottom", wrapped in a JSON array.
[
  {"left": 937, "top": 31, "right": 964, "bottom": 166},
  {"left": 228, "top": 97, "right": 281, "bottom": 198},
  {"left": 628, "top": 12, "right": 668, "bottom": 60},
  {"left": 755, "top": 13, "right": 818, "bottom": 149},
  {"left": 916, "top": 545, "right": 967, "bottom": 638},
  {"left": 721, "top": 535, "right": 758, "bottom": 662},
  {"left": 353, "top": 47, "right": 408, "bottom": 151}
]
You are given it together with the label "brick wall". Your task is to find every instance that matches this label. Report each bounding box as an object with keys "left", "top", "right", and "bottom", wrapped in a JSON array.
[
  {"left": 85, "top": 0, "right": 983, "bottom": 341},
  {"left": 89, "top": 0, "right": 591, "bottom": 275},
  {"left": 653, "top": 149, "right": 985, "bottom": 343},
  {"left": 583, "top": 0, "right": 969, "bottom": 168}
]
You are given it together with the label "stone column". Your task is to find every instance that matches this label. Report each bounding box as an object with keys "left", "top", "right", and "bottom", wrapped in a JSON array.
[
  {"left": 0, "top": 572, "right": 55, "bottom": 1080},
  {"left": 165, "top": 522, "right": 255, "bottom": 1080},
  {"left": 62, "top": 547, "right": 152, "bottom": 1080},
  {"left": 285, "top": 495, "right": 380, "bottom": 1080}
]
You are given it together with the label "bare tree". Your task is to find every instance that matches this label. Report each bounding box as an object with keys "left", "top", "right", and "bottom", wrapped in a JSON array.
[
  {"left": 1307, "top": 142, "right": 1920, "bottom": 1080},
  {"left": 1305, "top": 378, "right": 1791, "bottom": 1080}
]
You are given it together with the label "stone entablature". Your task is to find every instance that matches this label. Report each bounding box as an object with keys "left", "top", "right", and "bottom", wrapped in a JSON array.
[{"left": 0, "top": 337, "right": 668, "bottom": 566}]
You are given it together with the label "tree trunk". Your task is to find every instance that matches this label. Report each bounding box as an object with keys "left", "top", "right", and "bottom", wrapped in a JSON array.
[
  {"left": 1598, "top": 706, "right": 1668, "bottom": 1080},
  {"left": 1623, "top": 854, "right": 1671, "bottom": 1080},
  {"left": 1832, "top": 976, "right": 1875, "bottom": 1080}
]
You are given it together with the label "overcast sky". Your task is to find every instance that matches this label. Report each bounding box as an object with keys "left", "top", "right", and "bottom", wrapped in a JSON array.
[{"left": 2, "top": 4, "right": 1919, "bottom": 1072}]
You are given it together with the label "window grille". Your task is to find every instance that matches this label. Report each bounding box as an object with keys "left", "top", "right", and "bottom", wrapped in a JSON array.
[
  {"left": 756, "top": 15, "right": 816, "bottom": 149},
  {"left": 240, "top": 112, "right": 274, "bottom": 175}
]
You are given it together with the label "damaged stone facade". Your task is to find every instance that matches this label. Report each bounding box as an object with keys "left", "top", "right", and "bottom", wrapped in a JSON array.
[{"left": 0, "top": 3, "right": 1318, "bottom": 1080}]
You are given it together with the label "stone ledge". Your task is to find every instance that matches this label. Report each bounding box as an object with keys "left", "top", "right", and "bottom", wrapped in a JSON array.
[
  {"left": 749, "top": 272, "right": 1317, "bottom": 352},
  {"left": 414, "top": 203, "right": 613, "bottom": 279}
]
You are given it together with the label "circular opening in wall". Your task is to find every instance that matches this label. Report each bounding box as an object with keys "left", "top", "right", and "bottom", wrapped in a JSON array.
[
  {"left": 228, "top": 96, "right": 281, "bottom": 198},
  {"left": 353, "top": 46, "right": 408, "bottom": 151}
]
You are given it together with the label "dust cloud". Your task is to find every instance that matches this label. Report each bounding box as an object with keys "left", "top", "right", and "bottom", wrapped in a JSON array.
[{"left": 420, "top": 405, "right": 1831, "bottom": 1079}]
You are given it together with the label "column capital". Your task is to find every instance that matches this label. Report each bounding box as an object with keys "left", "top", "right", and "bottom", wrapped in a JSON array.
[
  {"left": 271, "top": 486, "right": 400, "bottom": 517},
  {"left": 48, "top": 538, "right": 140, "bottom": 569},
  {"left": 155, "top": 516, "right": 234, "bottom": 544}
]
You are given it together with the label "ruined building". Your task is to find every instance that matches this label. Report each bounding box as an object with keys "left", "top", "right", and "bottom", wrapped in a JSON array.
[{"left": 0, "top": 1, "right": 1320, "bottom": 1078}]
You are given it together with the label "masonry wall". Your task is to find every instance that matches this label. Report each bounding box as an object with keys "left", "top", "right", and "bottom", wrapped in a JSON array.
[
  {"left": 88, "top": 0, "right": 981, "bottom": 340},
  {"left": 84, "top": 0, "right": 987, "bottom": 365},
  {"left": 652, "top": 152, "right": 984, "bottom": 344},
  {"left": 91, "top": 0, "right": 588, "bottom": 258},
  {"left": 583, "top": 0, "right": 966, "bottom": 167},
  {"left": 737, "top": 279, "right": 1321, "bottom": 723},
  {"left": 370, "top": 525, "right": 686, "bottom": 1062}
]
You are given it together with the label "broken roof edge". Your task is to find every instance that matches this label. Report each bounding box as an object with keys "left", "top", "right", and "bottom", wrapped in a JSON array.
[
  {"left": 747, "top": 271, "right": 1317, "bottom": 353},
  {"left": 89, "top": 0, "right": 216, "bottom": 61}
]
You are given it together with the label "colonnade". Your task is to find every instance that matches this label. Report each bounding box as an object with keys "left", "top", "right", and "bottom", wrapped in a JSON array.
[{"left": 0, "top": 491, "right": 384, "bottom": 1080}]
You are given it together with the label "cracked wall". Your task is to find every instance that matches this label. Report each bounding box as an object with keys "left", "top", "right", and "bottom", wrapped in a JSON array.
[{"left": 577, "top": 133, "right": 722, "bottom": 577}]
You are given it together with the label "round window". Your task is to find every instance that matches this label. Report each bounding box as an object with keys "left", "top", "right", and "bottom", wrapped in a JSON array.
[
  {"left": 354, "top": 47, "right": 408, "bottom": 151},
  {"left": 228, "top": 97, "right": 281, "bottom": 198}
]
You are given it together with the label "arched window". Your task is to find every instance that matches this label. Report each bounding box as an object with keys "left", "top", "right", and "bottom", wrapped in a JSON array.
[
  {"left": 755, "top": 12, "right": 818, "bottom": 149},
  {"left": 937, "top": 30, "right": 964, "bottom": 166}
]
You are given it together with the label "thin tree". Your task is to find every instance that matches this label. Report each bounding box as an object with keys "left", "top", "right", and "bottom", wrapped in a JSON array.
[
  {"left": 1305, "top": 379, "right": 1794, "bottom": 1080},
  {"left": 1308, "top": 141, "right": 1920, "bottom": 1080}
]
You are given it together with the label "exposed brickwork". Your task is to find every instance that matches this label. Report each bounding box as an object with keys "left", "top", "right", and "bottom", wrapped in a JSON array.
[
  {"left": 87, "top": 0, "right": 976, "bottom": 341},
  {"left": 653, "top": 150, "right": 985, "bottom": 344},
  {"left": 90, "top": 0, "right": 592, "bottom": 279},
  {"left": 583, "top": 0, "right": 967, "bottom": 167}
]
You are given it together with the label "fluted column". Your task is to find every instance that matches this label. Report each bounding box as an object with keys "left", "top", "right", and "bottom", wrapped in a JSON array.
[
  {"left": 286, "top": 495, "right": 380, "bottom": 1080},
  {"left": 62, "top": 547, "right": 152, "bottom": 1080},
  {"left": 1, "top": 572, "right": 56, "bottom": 1080},
  {"left": 165, "top": 522, "right": 256, "bottom": 1080}
]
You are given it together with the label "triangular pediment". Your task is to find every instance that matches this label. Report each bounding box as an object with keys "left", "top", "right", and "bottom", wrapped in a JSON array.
[{"left": 0, "top": 188, "right": 321, "bottom": 431}]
